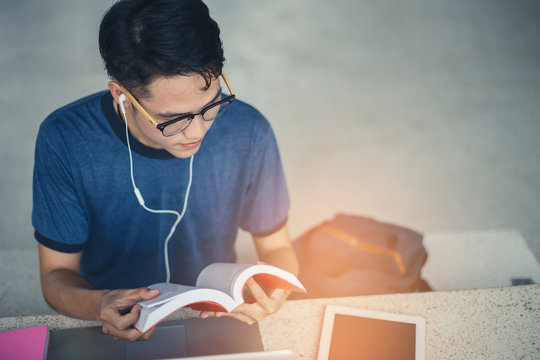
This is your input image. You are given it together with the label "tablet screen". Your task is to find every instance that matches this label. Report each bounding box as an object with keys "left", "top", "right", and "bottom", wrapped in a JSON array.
[{"left": 318, "top": 305, "right": 426, "bottom": 360}]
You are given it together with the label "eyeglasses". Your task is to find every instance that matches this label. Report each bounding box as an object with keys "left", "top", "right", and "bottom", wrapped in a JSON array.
[{"left": 120, "top": 71, "right": 235, "bottom": 137}]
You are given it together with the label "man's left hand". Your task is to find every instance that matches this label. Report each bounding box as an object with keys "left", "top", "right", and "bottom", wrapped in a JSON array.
[{"left": 199, "top": 277, "right": 289, "bottom": 324}]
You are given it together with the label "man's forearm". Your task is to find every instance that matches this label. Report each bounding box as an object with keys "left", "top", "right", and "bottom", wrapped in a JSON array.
[
  {"left": 41, "top": 268, "right": 107, "bottom": 320},
  {"left": 253, "top": 225, "right": 300, "bottom": 276},
  {"left": 259, "top": 245, "right": 299, "bottom": 277}
]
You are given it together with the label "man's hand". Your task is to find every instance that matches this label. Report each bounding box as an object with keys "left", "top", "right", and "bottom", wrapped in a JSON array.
[
  {"left": 199, "top": 223, "right": 299, "bottom": 325},
  {"left": 200, "top": 278, "right": 290, "bottom": 324},
  {"left": 99, "top": 287, "right": 160, "bottom": 341},
  {"left": 38, "top": 245, "right": 158, "bottom": 341}
]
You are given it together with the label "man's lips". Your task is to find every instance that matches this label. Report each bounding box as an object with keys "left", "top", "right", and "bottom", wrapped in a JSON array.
[{"left": 179, "top": 139, "right": 202, "bottom": 149}]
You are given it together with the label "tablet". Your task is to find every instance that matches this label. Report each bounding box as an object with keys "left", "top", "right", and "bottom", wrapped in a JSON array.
[{"left": 318, "top": 305, "right": 426, "bottom": 360}]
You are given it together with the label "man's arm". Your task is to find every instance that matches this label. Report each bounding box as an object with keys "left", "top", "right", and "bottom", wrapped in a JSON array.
[
  {"left": 201, "top": 224, "right": 299, "bottom": 324},
  {"left": 252, "top": 224, "right": 299, "bottom": 276},
  {"left": 37, "top": 243, "right": 159, "bottom": 341}
]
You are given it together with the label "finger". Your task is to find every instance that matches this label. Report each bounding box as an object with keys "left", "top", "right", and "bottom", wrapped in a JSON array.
[
  {"left": 101, "top": 288, "right": 158, "bottom": 325},
  {"left": 139, "top": 327, "right": 155, "bottom": 341},
  {"left": 245, "top": 278, "right": 275, "bottom": 313},
  {"left": 231, "top": 301, "right": 269, "bottom": 322},
  {"left": 199, "top": 311, "right": 214, "bottom": 319},
  {"left": 105, "top": 303, "right": 142, "bottom": 330},
  {"left": 140, "top": 288, "right": 160, "bottom": 300},
  {"left": 267, "top": 287, "right": 278, "bottom": 298},
  {"left": 102, "top": 318, "right": 144, "bottom": 342},
  {"left": 245, "top": 278, "right": 268, "bottom": 302},
  {"left": 200, "top": 311, "right": 226, "bottom": 319},
  {"left": 119, "top": 303, "right": 143, "bottom": 329},
  {"left": 103, "top": 322, "right": 146, "bottom": 342},
  {"left": 224, "top": 309, "right": 258, "bottom": 325},
  {"left": 128, "top": 287, "right": 160, "bottom": 301},
  {"left": 101, "top": 303, "right": 128, "bottom": 325}
]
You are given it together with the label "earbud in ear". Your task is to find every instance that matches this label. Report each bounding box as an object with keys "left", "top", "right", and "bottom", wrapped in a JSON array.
[{"left": 118, "top": 93, "right": 127, "bottom": 115}]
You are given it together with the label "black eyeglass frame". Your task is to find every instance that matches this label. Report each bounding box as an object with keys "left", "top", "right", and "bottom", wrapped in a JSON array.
[
  {"left": 120, "top": 71, "right": 236, "bottom": 137},
  {"left": 155, "top": 93, "right": 235, "bottom": 136}
]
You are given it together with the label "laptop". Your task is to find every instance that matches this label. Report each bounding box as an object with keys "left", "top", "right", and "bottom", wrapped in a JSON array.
[
  {"left": 162, "top": 349, "right": 295, "bottom": 359},
  {"left": 317, "top": 305, "right": 426, "bottom": 360},
  {"left": 47, "top": 317, "right": 271, "bottom": 359}
]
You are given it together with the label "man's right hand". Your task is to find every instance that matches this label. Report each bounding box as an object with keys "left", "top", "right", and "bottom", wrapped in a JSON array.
[
  {"left": 99, "top": 287, "right": 160, "bottom": 341},
  {"left": 38, "top": 244, "right": 161, "bottom": 341}
]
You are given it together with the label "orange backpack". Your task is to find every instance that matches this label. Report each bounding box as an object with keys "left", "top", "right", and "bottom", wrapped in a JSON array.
[{"left": 292, "top": 214, "right": 430, "bottom": 299}]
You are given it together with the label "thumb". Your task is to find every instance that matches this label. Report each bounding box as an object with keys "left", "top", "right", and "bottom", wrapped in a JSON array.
[
  {"left": 132, "top": 287, "right": 160, "bottom": 301},
  {"left": 142, "top": 288, "right": 160, "bottom": 300},
  {"left": 268, "top": 287, "right": 278, "bottom": 298}
]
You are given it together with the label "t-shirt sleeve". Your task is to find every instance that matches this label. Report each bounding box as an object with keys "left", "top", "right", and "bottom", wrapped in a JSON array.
[
  {"left": 239, "top": 121, "right": 290, "bottom": 236},
  {"left": 32, "top": 123, "right": 89, "bottom": 253}
]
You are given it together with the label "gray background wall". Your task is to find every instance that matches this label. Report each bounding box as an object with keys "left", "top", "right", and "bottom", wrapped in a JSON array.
[{"left": 1, "top": 0, "right": 539, "bottom": 314}]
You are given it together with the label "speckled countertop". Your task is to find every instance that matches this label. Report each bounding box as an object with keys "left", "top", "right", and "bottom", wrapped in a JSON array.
[
  {"left": 1, "top": 285, "right": 538, "bottom": 359},
  {"left": 259, "top": 285, "right": 540, "bottom": 359},
  {"left": 0, "top": 308, "right": 198, "bottom": 332}
]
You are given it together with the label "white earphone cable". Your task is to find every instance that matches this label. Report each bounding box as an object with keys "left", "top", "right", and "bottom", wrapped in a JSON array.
[{"left": 120, "top": 97, "right": 193, "bottom": 283}]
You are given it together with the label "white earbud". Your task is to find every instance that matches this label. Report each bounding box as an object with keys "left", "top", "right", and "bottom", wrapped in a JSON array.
[{"left": 118, "top": 93, "right": 127, "bottom": 115}]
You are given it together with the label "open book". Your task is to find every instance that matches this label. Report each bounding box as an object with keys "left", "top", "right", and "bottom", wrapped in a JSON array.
[{"left": 133, "top": 263, "right": 306, "bottom": 333}]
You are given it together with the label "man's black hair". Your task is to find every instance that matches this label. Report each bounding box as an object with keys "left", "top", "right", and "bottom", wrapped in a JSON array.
[{"left": 99, "top": 0, "right": 225, "bottom": 98}]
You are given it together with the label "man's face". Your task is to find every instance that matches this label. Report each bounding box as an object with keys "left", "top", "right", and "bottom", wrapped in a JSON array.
[{"left": 129, "top": 73, "right": 221, "bottom": 158}]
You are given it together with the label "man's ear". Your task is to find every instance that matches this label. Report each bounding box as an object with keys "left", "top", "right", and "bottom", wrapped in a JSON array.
[{"left": 107, "top": 81, "right": 125, "bottom": 104}]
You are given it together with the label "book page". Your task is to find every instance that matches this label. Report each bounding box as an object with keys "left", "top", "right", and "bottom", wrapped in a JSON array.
[
  {"left": 134, "top": 287, "right": 238, "bottom": 333},
  {"left": 196, "top": 263, "right": 306, "bottom": 303},
  {"left": 139, "top": 283, "right": 196, "bottom": 308},
  {"left": 196, "top": 263, "right": 254, "bottom": 299}
]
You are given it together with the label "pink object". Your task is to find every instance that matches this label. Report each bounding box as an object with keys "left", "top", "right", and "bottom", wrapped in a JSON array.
[{"left": 0, "top": 325, "right": 49, "bottom": 360}]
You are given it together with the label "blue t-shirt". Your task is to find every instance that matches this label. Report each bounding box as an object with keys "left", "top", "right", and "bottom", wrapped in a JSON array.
[{"left": 32, "top": 91, "right": 289, "bottom": 289}]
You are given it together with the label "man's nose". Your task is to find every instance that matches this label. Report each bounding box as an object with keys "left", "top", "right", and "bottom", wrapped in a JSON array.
[{"left": 182, "top": 114, "right": 206, "bottom": 139}]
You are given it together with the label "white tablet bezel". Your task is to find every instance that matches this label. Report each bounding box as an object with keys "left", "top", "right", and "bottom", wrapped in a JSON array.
[{"left": 317, "top": 305, "right": 426, "bottom": 360}]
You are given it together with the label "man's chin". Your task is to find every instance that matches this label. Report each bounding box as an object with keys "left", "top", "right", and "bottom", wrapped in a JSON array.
[{"left": 166, "top": 143, "right": 201, "bottom": 158}]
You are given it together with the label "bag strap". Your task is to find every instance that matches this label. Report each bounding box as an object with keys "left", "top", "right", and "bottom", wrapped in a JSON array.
[{"left": 319, "top": 224, "right": 407, "bottom": 275}]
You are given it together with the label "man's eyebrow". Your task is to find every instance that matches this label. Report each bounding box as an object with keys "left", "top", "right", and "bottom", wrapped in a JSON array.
[{"left": 157, "top": 89, "right": 222, "bottom": 118}]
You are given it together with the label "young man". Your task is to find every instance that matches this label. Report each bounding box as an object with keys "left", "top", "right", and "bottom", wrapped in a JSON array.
[{"left": 32, "top": 0, "right": 298, "bottom": 341}]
